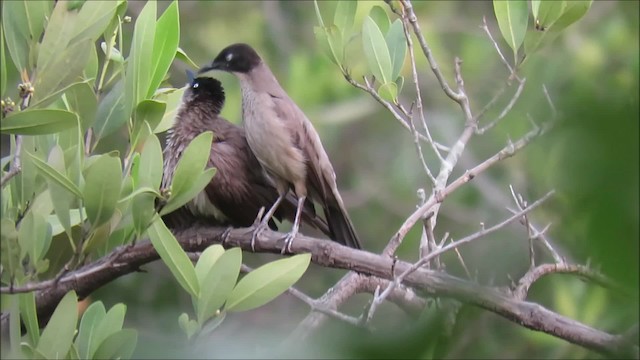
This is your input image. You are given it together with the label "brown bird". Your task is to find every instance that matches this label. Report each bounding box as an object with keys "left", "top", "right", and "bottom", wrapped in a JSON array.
[
  {"left": 161, "top": 74, "right": 328, "bottom": 236},
  {"left": 199, "top": 44, "right": 362, "bottom": 251}
]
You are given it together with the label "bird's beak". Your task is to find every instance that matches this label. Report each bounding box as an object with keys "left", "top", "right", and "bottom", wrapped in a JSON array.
[
  {"left": 198, "top": 61, "right": 222, "bottom": 75},
  {"left": 185, "top": 69, "right": 195, "bottom": 82}
]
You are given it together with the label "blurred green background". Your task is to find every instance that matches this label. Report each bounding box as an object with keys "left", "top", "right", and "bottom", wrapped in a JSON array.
[{"left": 75, "top": 1, "right": 638, "bottom": 358}]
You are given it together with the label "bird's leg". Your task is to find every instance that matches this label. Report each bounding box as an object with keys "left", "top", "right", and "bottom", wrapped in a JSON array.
[
  {"left": 251, "top": 193, "right": 286, "bottom": 252},
  {"left": 282, "top": 196, "right": 306, "bottom": 254}
]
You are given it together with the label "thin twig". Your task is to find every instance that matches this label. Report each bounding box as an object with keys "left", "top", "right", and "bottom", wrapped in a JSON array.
[
  {"left": 481, "top": 16, "right": 518, "bottom": 78},
  {"left": 477, "top": 78, "right": 527, "bottom": 134}
]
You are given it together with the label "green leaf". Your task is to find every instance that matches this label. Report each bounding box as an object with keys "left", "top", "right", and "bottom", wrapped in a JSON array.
[
  {"left": 493, "top": 0, "right": 528, "bottom": 59},
  {"left": 153, "top": 87, "right": 186, "bottom": 133},
  {"left": 386, "top": 19, "right": 407, "bottom": 80},
  {"left": 362, "top": 16, "right": 393, "bottom": 84},
  {"left": 334, "top": 1, "right": 357, "bottom": 36},
  {"left": 46, "top": 144, "right": 76, "bottom": 239},
  {"left": 1, "top": 109, "right": 78, "bottom": 135},
  {"left": 147, "top": 216, "right": 200, "bottom": 297},
  {"left": 83, "top": 153, "right": 122, "bottom": 228},
  {"left": 100, "top": 41, "right": 124, "bottom": 63},
  {"left": 536, "top": 0, "right": 565, "bottom": 30},
  {"left": 132, "top": 100, "right": 166, "bottom": 149},
  {"left": 196, "top": 247, "right": 242, "bottom": 324},
  {"left": 1, "top": 25, "right": 6, "bottom": 98},
  {"left": 36, "top": 291, "right": 78, "bottom": 359},
  {"left": 175, "top": 47, "right": 199, "bottom": 69},
  {"left": 531, "top": 0, "right": 541, "bottom": 19},
  {"left": 47, "top": 209, "right": 86, "bottom": 236},
  {"left": 75, "top": 302, "right": 106, "bottom": 360},
  {"left": 28, "top": 151, "right": 83, "bottom": 198},
  {"left": 194, "top": 245, "right": 225, "bottom": 283},
  {"left": 226, "top": 253, "right": 311, "bottom": 312},
  {"left": 18, "top": 210, "right": 52, "bottom": 265},
  {"left": 2, "top": 0, "right": 52, "bottom": 73},
  {"left": 378, "top": 82, "right": 398, "bottom": 103},
  {"left": 551, "top": 0, "right": 593, "bottom": 33},
  {"left": 313, "top": 1, "right": 341, "bottom": 66},
  {"left": 64, "top": 81, "right": 98, "bottom": 132},
  {"left": 161, "top": 168, "right": 215, "bottom": 216},
  {"left": 32, "top": 39, "right": 93, "bottom": 107},
  {"left": 69, "top": 1, "right": 120, "bottom": 45},
  {"left": 161, "top": 131, "right": 214, "bottom": 215},
  {"left": 147, "top": 1, "right": 179, "bottom": 98},
  {"left": 131, "top": 134, "right": 163, "bottom": 236},
  {"left": 124, "top": 0, "right": 157, "bottom": 119},
  {"left": 92, "top": 329, "right": 137, "bottom": 360},
  {"left": 93, "top": 79, "right": 127, "bottom": 141},
  {"left": 19, "top": 292, "right": 40, "bottom": 345},
  {"left": 395, "top": 75, "right": 404, "bottom": 94},
  {"left": 89, "top": 303, "right": 127, "bottom": 359},
  {"left": 369, "top": 5, "right": 390, "bottom": 35},
  {"left": 178, "top": 313, "right": 199, "bottom": 340}
]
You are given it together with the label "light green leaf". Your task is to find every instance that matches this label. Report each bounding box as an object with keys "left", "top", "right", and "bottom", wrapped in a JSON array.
[
  {"left": 47, "top": 210, "right": 85, "bottom": 237},
  {"left": 196, "top": 247, "right": 242, "bottom": 324},
  {"left": 36, "top": 291, "right": 78, "bottom": 359},
  {"left": 1, "top": 109, "right": 78, "bottom": 135},
  {"left": 100, "top": 41, "right": 124, "bottom": 63},
  {"left": 386, "top": 19, "right": 407, "bottom": 80},
  {"left": 369, "top": 5, "right": 390, "bottom": 35},
  {"left": 75, "top": 302, "right": 106, "bottom": 360},
  {"left": 176, "top": 47, "right": 199, "bottom": 69},
  {"left": 19, "top": 292, "right": 40, "bottom": 345},
  {"left": 93, "top": 79, "right": 127, "bottom": 141},
  {"left": 2, "top": 0, "right": 52, "bottom": 73},
  {"left": 536, "top": 0, "right": 565, "bottom": 30},
  {"left": 64, "top": 81, "right": 98, "bottom": 132},
  {"left": 131, "top": 133, "right": 163, "bottom": 236},
  {"left": 124, "top": 0, "right": 157, "bottom": 118},
  {"left": 362, "top": 16, "right": 392, "bottom": 84},
  {"left": 493, "top": 0, "right": 528, "bottom": 59},
  {"left": 551, "top": 0, "right": 593, "bottom": 33},
  {"left": 178, "top": 313, "right": 199, "bottom": 340},
  {"left": 83, "top": 153, "right": 122, "bottom": 227},
  {"left": 194, "top": 245, "right": 225, "bottom": 284},
  {"left": 147, "top": 1, "right": 179, "bottom": 98},
  {"left": 17, "top": 210, "right": 50, "bottom": 265},
  {"left": 531, "top": 0, "right": 541, "bottom": 19},
  {"left": 147, "top": 216, "right": 200, "bottom": 297},
  {"left": 70, "top": 1, "right": 120, "bottom": 45},
  {"left": 1, "top": 25, "right": 6, "bottom": 98},
  {"left": 313, "top": 1, "right": 341, "bottom": 66},
  {"left": 46, "top": 145, "right": 75, "bottom": 240},
  {"left": 395, "top": 75, "right": 404, "bottom": 94},
  {"left": 378, "top": 82, "right": 398, "bottom": 104},
  {"left": 334, "top": 1, "right": 357, "bottom": 36},
  {"left": 161, "top": 168, "right": 215, "bottom": 216},
  {"left": 89, "top": 303, "right": 126, "bottom": 359},
  {"left": 28, "top": 151, "right": 83, "bottom": 198},
  {"left": 132, "top": 100, "right": 166, "bottom": 149},
  {"left": 92, "top": 329, "right": 137, "bottom": 360},
  {"left": 153, "top": 86, "right": 186, "bottom": 133},
  {"left": 226, "top": 253, "right": 311, "bottom": 312}
]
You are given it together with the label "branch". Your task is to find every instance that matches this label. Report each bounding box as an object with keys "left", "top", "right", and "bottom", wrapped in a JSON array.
[{"left": 1, "top": 225, "right": 634, "bottom": 357}]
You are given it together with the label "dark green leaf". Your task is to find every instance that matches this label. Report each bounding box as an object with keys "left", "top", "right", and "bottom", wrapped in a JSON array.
[
  {"left": 92, "top": 329, "right": 137, "bottom": 360},
  {"left": 493, "top": 0, "right": 528, "bottom": 59},
  {"left": 1, "top": 109, "right": 78, "bottom": 135},
  {"left": 93, "top": 79, "right": 127, "bottom": 141},
  {"left": 196, "top": 247, "right": 242, "bottom": 324},
  {"left": 147, "top": 216, "right": 200, "bottom": 297},
  {"left": 19, "top": 292, "right": 40, "bottom": 345},
  {"left": 362, "top": 16, "right": 392, "bottom": 84},
  {"left": 227, "top": 253, "right": 311, "bottom": 312},
  {"left": 147, "top": 1, "right": 179, "bottom": 98},
  {"left": 75, "top": 302, "right": 106, "bottom": 360},
  {"left": 83, "top": 153, "right": 122, "bottom": 227},
  {"left": 36, "top": 291, "right": 78, "bottom": 359},
  {"left": 386, "top": 19, "right": 407, "bottom": 80}
]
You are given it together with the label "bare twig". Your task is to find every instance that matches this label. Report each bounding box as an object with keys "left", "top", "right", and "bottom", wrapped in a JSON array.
[
  {"left": 481, "top": 16, "right": 517, "bottom": 77},
  {"left": 477, "top": 78, "right": 527, "bottom": 134}
]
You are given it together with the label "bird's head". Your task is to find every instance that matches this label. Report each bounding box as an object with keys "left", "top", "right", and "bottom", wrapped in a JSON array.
[
  {"left": 198, "top": 43, "right": 262, "bottom": 75},
  {"left": 184, "top": 72, "right": 225, "bottom": 113}
]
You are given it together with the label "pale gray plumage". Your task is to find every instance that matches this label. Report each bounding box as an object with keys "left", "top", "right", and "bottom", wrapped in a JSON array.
[{"left": 199, "top": 43, "right": 361, "bottom": 250}]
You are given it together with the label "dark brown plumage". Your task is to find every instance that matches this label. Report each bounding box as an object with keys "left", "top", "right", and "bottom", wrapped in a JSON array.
[
  {"left": 161, "top": 75, "right": 328, "bottom": 236},
  {"left": 199, "top": 44, "right": 362, "bottom": 250}
]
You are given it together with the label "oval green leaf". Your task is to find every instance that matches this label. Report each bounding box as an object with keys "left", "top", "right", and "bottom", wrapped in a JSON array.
[
  {"left": 493, "top": 0, "right": 528, "bottom": 59},
  {"left": 196, "top": 247, "right": 242, "bottom": 324},
  {"left": 75, "top": 302, "right": 106, "bottom": 360},
  {"left": 83, "top": 153, "right": 122, "bottom": 227},
  {"left": 36, "top": 291, "right": 78, "bottom": 359},
  {"left": 386, "top": 19, "right": 407, "bottom": 80},
  {"left": 1, "top": 109, "right": 78, "bottom": 135},
  {"left": 147, "top": 1, "right": 180, "bottom": 98},
  {"left": 226, "top": 253, "right": 311, "bottom": 312},
  {"left": 92, "top": 329, "right": 138, "bottom": 360},
  {"left": 362, "top": 16, "right": 392, "bottom": 84}
]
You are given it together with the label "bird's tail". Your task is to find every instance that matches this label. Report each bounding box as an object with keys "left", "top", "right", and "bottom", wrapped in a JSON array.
[{"left": 324, "top": 191, "right": 361, "bottom": 249}]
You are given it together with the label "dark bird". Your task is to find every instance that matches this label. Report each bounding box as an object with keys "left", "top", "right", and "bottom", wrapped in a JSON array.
[
  {"left": 199, "top": 43, "right": 362, "bottom": 251},
  {"left": 161, "top": 72, "right": 328, "bottom": 236}
]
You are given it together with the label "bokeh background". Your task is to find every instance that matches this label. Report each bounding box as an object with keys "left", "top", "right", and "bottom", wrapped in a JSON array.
[{"left": 75, "top": 1, "right": 638, "bottom": 358}]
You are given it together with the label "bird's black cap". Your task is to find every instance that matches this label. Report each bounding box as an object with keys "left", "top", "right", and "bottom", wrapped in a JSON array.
[
  {"left": 185, "top": 75, "right": 226, "bottom": 113},
  {"left": 198, "top": 43, "right": 262, "bottom": 74}
]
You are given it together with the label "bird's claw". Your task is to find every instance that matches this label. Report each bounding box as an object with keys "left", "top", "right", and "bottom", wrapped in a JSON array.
[{"left": 250, "top": 221, "right": 268, "bottom": 252}]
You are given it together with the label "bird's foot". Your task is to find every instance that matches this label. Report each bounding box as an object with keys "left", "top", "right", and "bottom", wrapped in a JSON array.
[
  {"left": 250, "top": 220, "right": 269, "bottom": 252},
  {"left": 280, "top": 227, "right": 300, "bottom": 255}
]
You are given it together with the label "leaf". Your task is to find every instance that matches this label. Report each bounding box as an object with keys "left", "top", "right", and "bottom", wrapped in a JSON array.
[
  {"left": 378, "top": 82, "right": 398, "bottom": 103},
  {"left": 46, "top": 145, "right": 76, "bottom": 239},
  {"left": 19, "top": 292, "right": 40, "bottom": 345},
  {"left": 92, "top": 329, "right": 137, "bottom": 360},
  {"left": 64, "top": 81, "right": 98, "bottom": 132},
  {"left": 2, "top": 0, "right": 52, "bottom": 74},
  {"left": 89, "top": 303, "right": 127, "bottom": 359},
  {"left": 395, "top": 75, "right": 404, "bottom": 94},
  {"left": 175, "top": 47, "right": 199, "bottom": 69},
  {"left": 493, "top": 0, "right": 528, "bottom": 59},
  {"left": 194, "top": 245, "right": 225, "bottom": 284},
  {"left": 536, "top": 0, "right": 565, "bottom": 30},
  {"left": 132, "top": 100, "right": 166, "bottom": 149},
  {"left": 1, "top": 109, "right": 78, "bottom": 135},
  {"left": 334, "top": 1, "right": 357, "bottom": 36},
  {"left": 48, "top": 209, "right": 86, "bottom": 236},
  {"left": 32, "top": 39, "right": 93, "bottom": 107},
  {"left": 369, "top": 5, "right": 390, "bottom": 35},
  {"left": 178, "top": 313, "right": 199, "bottom": 340},
  {"left": 36, "top": 1, "right": 79, "bottom": 79},
  {"left": 313, "top": 1, "right": 341, "bottom": 66},
  {"left": 147, "top": 1, "right": 179, "bottom": 98},
  {"left": 1, "top": 25, "right": 6, "bottom": 98},
  {"left": 28, "top": 151, "right": 83, "bottom": 198},
  {"left": 83, "top": 153, "right": 122, "bottom": 228},
  {"left": 153, "top": 86, "right": 186, "bottom": 133},
  {"left": 69, "top": 1, "right": 120, "bottom": 45},
  {"left": 18, "top": 210, "right": 52, "bottom": 265},
  {"left": 100, "top": 41, "right": 124, "bottom": 63},
  {"left": 93, "top": 79, "right": 127, "bottom": 141},
  {"left": 196, "top": 247, "right": 242, "bottom": 324},
  {"left": 75, "top": 302, "right": 106, "bottom": 360},
  {"left": 131, "top": 134, "right": 163, "bottom": 236},
  {"left": 147, "top": 216, "right": 200, "bottom": 297},
  {"left": 386, "top": 19, "right": 407, "bottom": 80},
  {"left": 531, "top": 0, "right": 541, "bottom": 19},
  {"left": 160, "top": 168, "right": 216, "bottom": 216},
  {"left": 551, "top": 0, "right": 593, "bottom": 33},
  {"left": 362, "top": 16, "right": 393, "bottom": 84},
  {"left": 36, "top": 291, "right": 78, "bottom": 359},
  {"left": 226, "top": 253, "right": 311, "bottom": 312},
  {"left": 124, "top": 0, "right": 157, "bottom": 119}
]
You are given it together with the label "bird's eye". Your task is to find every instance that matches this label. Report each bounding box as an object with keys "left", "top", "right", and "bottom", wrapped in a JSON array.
[
  {"left": 225, "top": 53, "right": 233, "bottom": 62},
  {"left": 193, "top": 83, "right": 199, "bottom": 89}
]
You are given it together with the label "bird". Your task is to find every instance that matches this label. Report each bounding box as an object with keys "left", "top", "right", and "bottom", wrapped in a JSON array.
[
  {"left": 198, "top": 43, "right": 362, "bottom": 252},
  {"left": 160, "top": 71, "right": 329, "bottom": 237}
]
